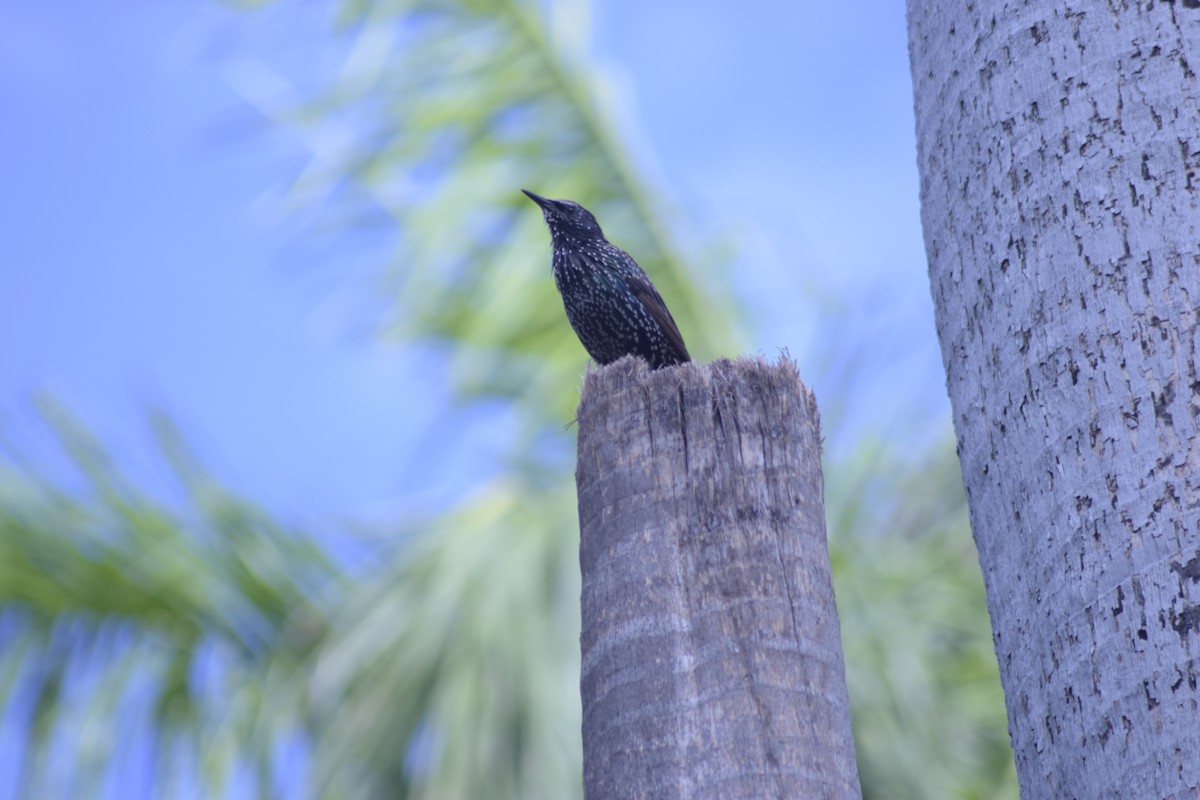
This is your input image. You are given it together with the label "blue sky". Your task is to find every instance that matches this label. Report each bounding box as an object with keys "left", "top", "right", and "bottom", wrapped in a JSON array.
[{"left": 0, "top": 0, "right": 943, "bottom": 527}]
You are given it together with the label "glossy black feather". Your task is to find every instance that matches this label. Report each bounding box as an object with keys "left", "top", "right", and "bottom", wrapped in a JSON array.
[{"left": 522, "top": 190, "right": 691, "bottom": 369}]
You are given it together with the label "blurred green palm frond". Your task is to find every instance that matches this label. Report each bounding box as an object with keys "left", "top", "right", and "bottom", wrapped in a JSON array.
[
  {"left": 828, "top": 440, "right": 1018, "bottom": 800},
  {"left": 229, "top": 0, "right": 744, "bottom": 417},
  {"left": 0, "top": 400, "right": 338, "bottom": 796},
  {"left": 308, "top": 475, "right": 582, "bottom": 799}
]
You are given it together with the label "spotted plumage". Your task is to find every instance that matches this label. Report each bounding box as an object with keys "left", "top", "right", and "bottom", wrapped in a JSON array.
[{"left": 523, "top": 189, "right": 691, "bottom": 369}]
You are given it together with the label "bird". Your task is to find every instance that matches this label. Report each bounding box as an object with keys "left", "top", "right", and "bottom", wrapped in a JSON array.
[{"left": 522, "top": 189, "right": 691, "bottom": 370}]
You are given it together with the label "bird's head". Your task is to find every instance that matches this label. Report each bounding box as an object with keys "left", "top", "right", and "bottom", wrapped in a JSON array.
[{"left": 522, "top": 190, "right": 604, "bottom": 240}]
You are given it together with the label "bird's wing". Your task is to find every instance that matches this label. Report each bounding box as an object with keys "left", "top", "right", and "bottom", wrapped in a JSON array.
[{"left": 622, "top": 259, "right": 692, "bottom": 363}]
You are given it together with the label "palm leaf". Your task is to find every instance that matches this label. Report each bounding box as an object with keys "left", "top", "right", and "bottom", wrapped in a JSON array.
[{"left": 0, "top": 402, "right": 338, "bottom": 795}]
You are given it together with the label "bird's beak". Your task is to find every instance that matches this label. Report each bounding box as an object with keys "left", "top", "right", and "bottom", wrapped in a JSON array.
[{"left": 522, "top": 189, "right": 551, "bottom": 209}]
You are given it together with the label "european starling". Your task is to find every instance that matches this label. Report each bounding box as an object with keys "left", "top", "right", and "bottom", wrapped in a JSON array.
[{"left": 523, "top": 190, "right": 691, "bottom": 369}]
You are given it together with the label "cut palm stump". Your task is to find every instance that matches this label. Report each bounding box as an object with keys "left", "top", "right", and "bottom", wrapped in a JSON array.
[{"left": 576, "top": 356, "right": 861, "bottom": 799}]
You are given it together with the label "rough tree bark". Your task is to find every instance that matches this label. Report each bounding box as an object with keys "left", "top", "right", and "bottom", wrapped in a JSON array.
[
  {"left": 574, "top": 356, "right": 860, "bottom": 799},
  {"left": 908, "top": 2, "right": 1200, "bottom": 798}
]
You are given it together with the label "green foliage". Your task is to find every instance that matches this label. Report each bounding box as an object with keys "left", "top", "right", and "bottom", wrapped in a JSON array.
[
  {"left": 234, "top": 0, "right": 742, "bottom": 417},
  {"left": 828, "top": 441, "right": 1018, "bottom": 799},
  {"left": 0, "top": 401, "right": 336, "bottom": 796},
  {"left": 308, "top": 476, "right": 581, "bottom": 799}
]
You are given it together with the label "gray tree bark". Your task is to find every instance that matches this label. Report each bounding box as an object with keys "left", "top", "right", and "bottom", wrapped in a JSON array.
[
  {"left": 575, "top": 356, "right": 860, "bottom": 800},
  {"left": 908, "top": 2, "right": 1200, "bottom": 798}
]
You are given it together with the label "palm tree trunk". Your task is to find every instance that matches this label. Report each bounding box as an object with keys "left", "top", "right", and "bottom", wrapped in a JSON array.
[
  {"left": 908, "top": 1, "right": 1200, "bottom": 796},
  {"left": 575, "top": 357, "right": 860, "bottom": 799}
]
